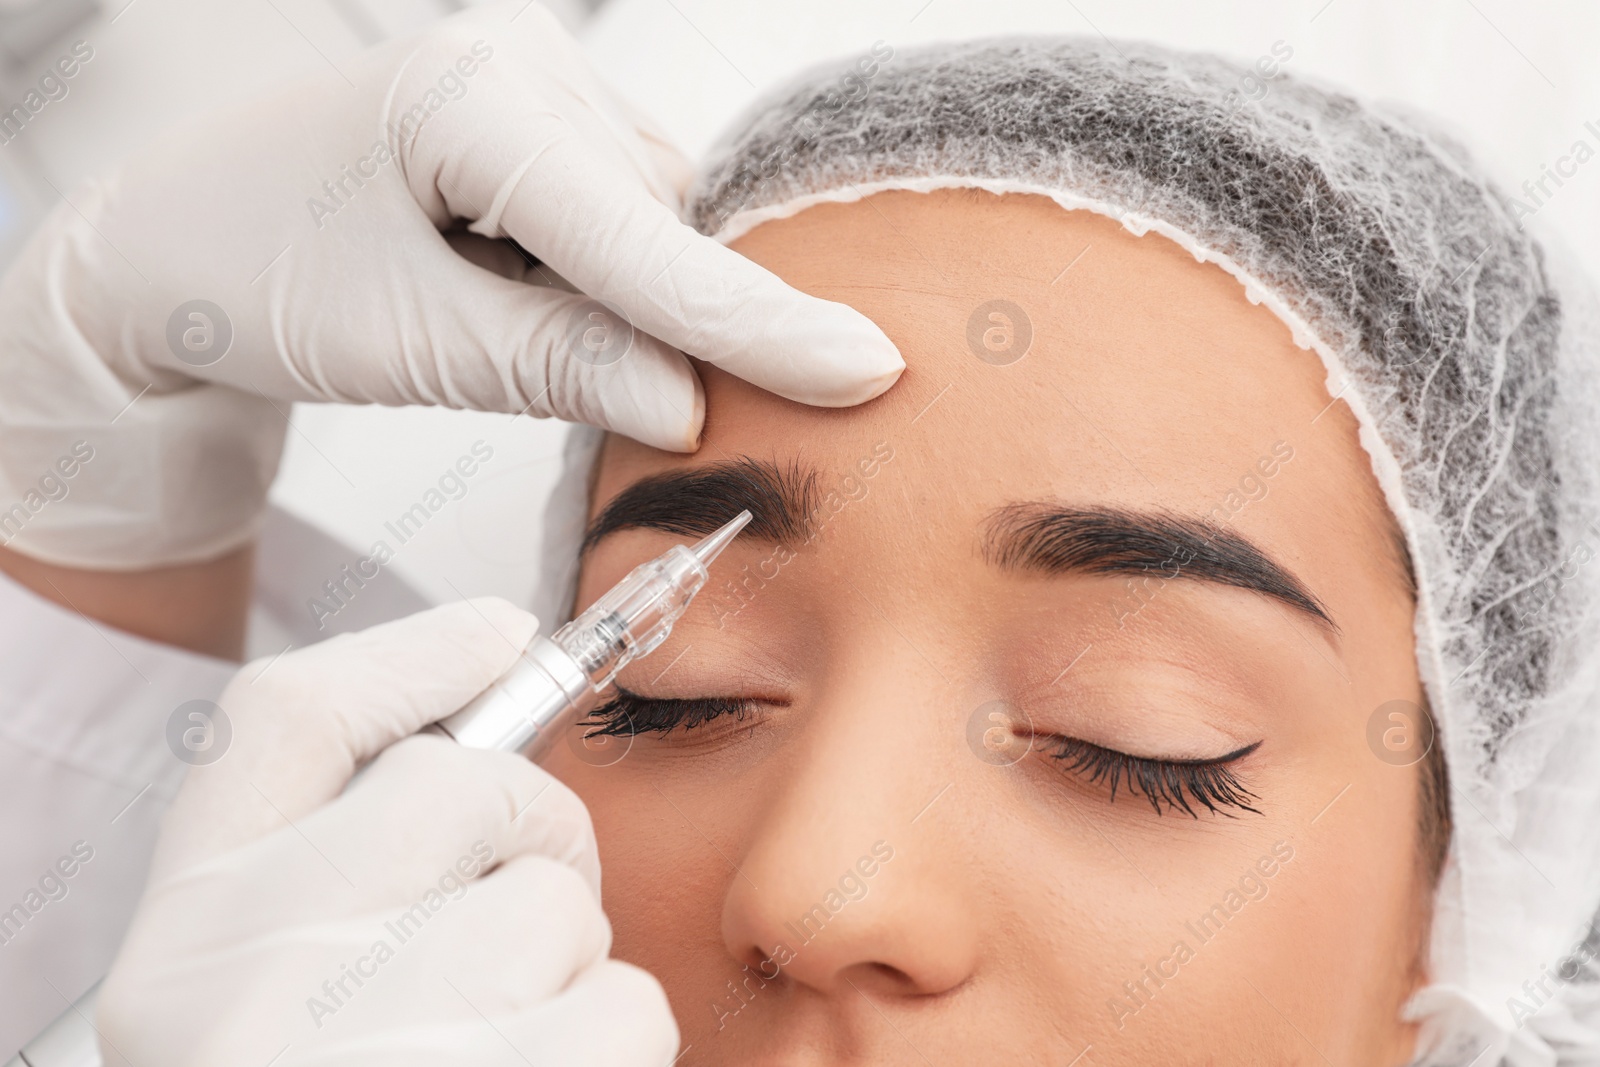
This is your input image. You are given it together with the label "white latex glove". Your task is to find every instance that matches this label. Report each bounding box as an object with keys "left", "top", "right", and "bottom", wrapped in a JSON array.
[
  {"left": 97, "top": 599, "right": 678, "bottom": 1066},
  {"left": 0, "top": 0, "right": 902, "bottom": 569}
]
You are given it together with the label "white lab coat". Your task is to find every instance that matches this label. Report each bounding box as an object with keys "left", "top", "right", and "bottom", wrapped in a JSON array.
[
  {"left": 0, "top": 505, "right": 433, "bottom": 1058},
  {"left": 0, "top": 572, "right": 232, "bottom": 1056}
]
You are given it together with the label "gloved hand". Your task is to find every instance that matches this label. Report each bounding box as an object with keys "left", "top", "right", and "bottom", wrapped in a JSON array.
[
  {"left": 97, "top": 599, "right": 678, "bottom": 1066},
  {"left": 0, "top": 0, "right": 901, "bottom": 569}
]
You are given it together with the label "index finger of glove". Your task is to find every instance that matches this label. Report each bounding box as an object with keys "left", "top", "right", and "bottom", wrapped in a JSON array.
[
  {"left": 489, "top": 138, "right": 905, "bottom": 408},
  {"left": 396, "top": 15, "right": 904, "bottom": 407}
]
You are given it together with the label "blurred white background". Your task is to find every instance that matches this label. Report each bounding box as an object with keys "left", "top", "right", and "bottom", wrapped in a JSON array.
[{"left": 0, "top": 0, "right": 1595, "bottom": 651}]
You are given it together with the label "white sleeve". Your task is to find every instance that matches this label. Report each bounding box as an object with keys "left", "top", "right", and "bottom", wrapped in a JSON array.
[{"left": 0, "top": 570, "right": 236, "bottom": 1061}]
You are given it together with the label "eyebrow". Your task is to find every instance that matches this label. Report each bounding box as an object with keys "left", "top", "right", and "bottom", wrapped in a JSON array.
[
  {"left": 580, "top": 458, "right": 819, "bottom": 555},
  {"left": 582, "top": 458, "right": 1336, "bottom": 633},
  {"left": 982, "top": 503, "right": 1336, "bottom": 631}
]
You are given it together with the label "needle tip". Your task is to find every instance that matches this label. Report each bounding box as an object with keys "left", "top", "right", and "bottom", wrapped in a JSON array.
[{"left": 689, "top": 509, "right": 752, "bottom": 566}]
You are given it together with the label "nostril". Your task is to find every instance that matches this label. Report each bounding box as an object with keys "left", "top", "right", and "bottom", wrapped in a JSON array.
[
  {"left": 840, "top": 960, "right": 921, "bottom": 997},
  {"left": 743, "top": 943, "right": 784, "bottom": 974},
  {"left": 729, "top": 942, "right": 796, "bottom": 990},
  {"left": 873, "top": 961, "right": 912, "bottom": 984},
  {"left": 870, "top": 961, "right": 916, "bottom": 990}
]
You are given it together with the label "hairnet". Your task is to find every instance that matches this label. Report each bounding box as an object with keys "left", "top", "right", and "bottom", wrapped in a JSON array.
[{"left": 536, "top": 37, "right": 1600, "bottom": 1064}]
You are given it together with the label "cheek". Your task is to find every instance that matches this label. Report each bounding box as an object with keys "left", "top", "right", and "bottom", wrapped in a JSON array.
[
  {"left": 1258, "top": 789, "right": 1425, "bottom": 1058},
  {"left": 544, "top": 747, "right": 742, "bottom": 970}
]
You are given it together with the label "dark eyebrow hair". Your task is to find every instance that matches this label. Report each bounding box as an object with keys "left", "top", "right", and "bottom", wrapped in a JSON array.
[
  {"left": 982, "top": 504, "right": 1337, "bottom": 631},
  {"left": 581, "top": 458, "right": 819, "bottom": 556}
]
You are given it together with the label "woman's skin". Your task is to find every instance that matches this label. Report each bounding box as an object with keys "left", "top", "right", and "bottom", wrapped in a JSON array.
[{"left": 545, "top": 190, "right": 1432, "bottom": 1065}]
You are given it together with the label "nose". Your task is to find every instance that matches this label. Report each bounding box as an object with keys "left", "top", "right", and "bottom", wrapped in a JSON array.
[{"left": 719, "top": 663, "right": 981, "bottom": 999}]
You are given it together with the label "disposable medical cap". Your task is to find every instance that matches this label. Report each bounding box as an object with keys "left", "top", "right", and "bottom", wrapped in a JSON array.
[{"left": 536, "top": 37, "right": 1600, "bottom": 1065}]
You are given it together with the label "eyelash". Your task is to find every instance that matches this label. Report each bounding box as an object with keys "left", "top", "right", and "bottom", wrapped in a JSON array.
[
  {"left": 584, "top": 689, "right": 1262, "bottom": 818},
  {"left": 1045, "top": 736, "right": 1262, "bottom": 818},
  {"left": 583, "top": 688, "right": 757, "bottom": 738}
]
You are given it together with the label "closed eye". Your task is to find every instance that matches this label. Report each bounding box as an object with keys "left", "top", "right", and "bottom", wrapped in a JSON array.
[
  {"left": 582, "top": 687, "right": 758, "bottom": 738},
  {"left": 584, "top": 689, "right": 1262, "bottom": 818},
  {"left": 1042, "top": 735, "right": 1263, "bottom": 818}
]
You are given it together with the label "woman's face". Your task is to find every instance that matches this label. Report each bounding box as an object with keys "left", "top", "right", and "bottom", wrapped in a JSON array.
[{"left": 544, "top": 191, "right": 1432, "bottom": 1066}]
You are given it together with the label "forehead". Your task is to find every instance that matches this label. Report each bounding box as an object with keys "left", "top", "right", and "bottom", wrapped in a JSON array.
[{"left": 594, "top": 191, "right": 1389, "bottom": 592}]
